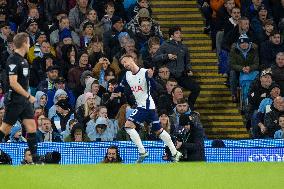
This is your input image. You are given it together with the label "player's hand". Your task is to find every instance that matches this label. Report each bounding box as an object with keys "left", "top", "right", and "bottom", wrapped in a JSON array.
[
  {"left": 147, "top": 68, "right": 154, "bottom": 78},
  {"left": 29, "top": 95, "right": 36, "bottom": 104}
]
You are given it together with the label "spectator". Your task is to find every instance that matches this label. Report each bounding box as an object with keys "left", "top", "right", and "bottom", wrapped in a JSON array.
[
  {"left": 7, "top": 123, "right": 26, "bottom": 142},
  {"left": 271, "top": 52, "right": 284, "bottom": 95},
  {"left": 48, "top": 89, "right": 69, "bottom": 119},
  {"left": 68, "top": 51, "right": 91, "bottom": 97},
  {"left": 86, "top": 116, "right": 116, "bottom": 141},
  {"left": 274, "top": 114, "right": 284, "bottom": 139},
  {"left": 36, "top": 117, "right": 62, "bottom": 142},
  {"left": 154, "top": 26, "right": 200, "bottom": 110},
  {"left": 0, "top": 21, "right": 12, "bottom": 54},
  {"left": 128, "top": 0, "right": 152, "bottom": 20},
  {"left": 60, "top": 44, "right": 78, "bottom": 79},
  {"left": 79, "top": 21, "right": 95, "bottom": 50},
  {"left": 88, "top": 35, "right": 104, "bottom": 68},
  {"left": 102, "top": 145, "right": 122, "bottom": 163},
  {"left": 51, "top": 99, "right": 75, "bottom": 133},
  {"left": 101, "top": 78, "right": 127, "bottom": 119},
  {"left": 76, "top": 92, "right": 98, "bottom": 128},
  {"left": 101, "top": 1, "right": 115, "bottom": 32},
  {"left": 154, "top": 65, "right": 171, "bottom": 95},
  {"left": 68, "top": 0, "right": 91, "bottom": 34},
  {"left": 159, "top": 109, "right": 175, "bottom": 135},
  {"left": 48, "top": 10, "right": 68, "bottom": 33},
  {"left": 254, "top": 83, "right": 281, "bottom": 138},
  {"left": 244, "top": 0, "right": 264, "bottom": 20},
  {"left": 61, "top": 118, "right": 78, "bottom": 140},
  {"left": 260, "top": 31, "right": 284, "bottom": 70},
  {"left": 37, "top": 65, "right": 60, "bottom": 92},
  {"left": 76, "top": 78, "right": 101, "bottom": 110},
  {"left": 43, "top": 0, "right": 67, "bottom": 24},
  {"left": 141, "top": 36, "right": 161, "bottom": 69},
  {"left": 127, "top": 8, "right": 162, "bottom": 38},
  {"left": 229, "top": 34, "right": 259, "bottom": 102},
  {"left": 80, "top": 9, "right": 103, "bottom": 37},
  {"left": 34, "top": 91, "right": 48, "bottom": 112},
  {"left": 272, "top": 0, "right": 284, "bottom": 25},
  {"left": 223, "top": 7, "right": 241, "bottom": 36},
  {"left": 264, "top": 96, "right": 284, "bottom": 138},
  {"left": 50, "top": 16, "right": 80, "bottom": 46},
  {"left": 92, "top": 57, "right": 112, "bottom": 86},
  {"left": 25, "top": 18, "right": 40, "bottom": 46},
  {"left": 46, "top": 77, "right": 76, "bottom": 111},
  {"left": 64, "top": 122, "right": 90, "bottom": 142}
]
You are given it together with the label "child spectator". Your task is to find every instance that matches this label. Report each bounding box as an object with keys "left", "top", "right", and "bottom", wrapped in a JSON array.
[
  {"left": 274, "top": 114, "right": 284, "bottom": 139},
  {"left": 8, "top": 123, "right": 27, "bottom": 143},
  {"left": 64, "top": 122, "right": 90, "bottom": 142}
]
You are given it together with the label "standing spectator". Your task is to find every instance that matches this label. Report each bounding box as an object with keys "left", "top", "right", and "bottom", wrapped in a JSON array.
[
  {"left": 50, "top": 16, "right": 80, "bottom": 46},
  {"left": 68, "top": 51, "right": 91, "bottom": 97},
  {"left": 68, "top": 0, "right": 91, "bottom": 34},
  {"left": 271, "top": 52, "right": 284, "bottom": 95},
  {"left": 154, "top": 26, "right": 200, "bottom": 110},
  {"left": 260, "top": 31, "right": 284, "bottom": 70},
  {"left": 36, "top": 117, "right": 62, "bottom": 142}
]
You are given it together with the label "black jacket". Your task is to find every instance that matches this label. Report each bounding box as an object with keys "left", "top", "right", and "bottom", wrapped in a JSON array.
[
  {"left": 271, "top": 64, "right": 284, "bottom": 96},
  {"left": 260, "top": 40, "right": 284, "bottom": 70},
  {"left": 101, "top": 92, "right": 127, "bottom": 119},
  {"left": 264, "top": 105, "right": 282, "bottom": 138}
]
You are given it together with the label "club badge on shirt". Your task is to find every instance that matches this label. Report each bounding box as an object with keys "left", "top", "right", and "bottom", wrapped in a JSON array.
[{"left": 23, "top": 68, "right": 28, "bottom": 77}]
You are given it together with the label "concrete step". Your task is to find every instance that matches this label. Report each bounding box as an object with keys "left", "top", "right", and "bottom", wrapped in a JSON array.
[
  {"left": 153, "top": 14, "right": 203, "bottom": 19},
  {"left": 152, "top": 7, "right": 199, "bottom": 12},
  {"left": 151, "top": 1, "right": 197, "bottom": 5}
]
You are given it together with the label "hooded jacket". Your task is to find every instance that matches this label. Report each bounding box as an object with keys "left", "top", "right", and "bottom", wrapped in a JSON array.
[
  {"left": 48, "top": 89, "right": 68, "bottom": 119},
  {"left": 34, "top": 91, "right": 47, "bottom": 109},
  {"left": 8, "top": 122, "right": 27, "bottom": 143}
]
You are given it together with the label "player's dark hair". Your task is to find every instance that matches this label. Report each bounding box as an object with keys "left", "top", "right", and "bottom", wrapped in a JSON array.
[{"left": 13, "top": 32, "right": 29, "bottom": 49}]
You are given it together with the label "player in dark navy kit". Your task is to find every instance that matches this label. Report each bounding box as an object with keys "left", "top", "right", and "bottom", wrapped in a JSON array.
[
  {"left": 119, "top": 54, "right": 182, "bottom": 163},
  {"left": 0, "top": 33, "right": 39, "bottom": 162}
]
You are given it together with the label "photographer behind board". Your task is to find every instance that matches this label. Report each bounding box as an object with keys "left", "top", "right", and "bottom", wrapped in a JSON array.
[{"left": 164, "top": 114, "right": 206, "bottom": 162}]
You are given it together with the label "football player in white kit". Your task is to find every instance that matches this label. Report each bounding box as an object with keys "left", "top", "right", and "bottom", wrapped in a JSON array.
[{"left": 118, "top": 54, "right": 182, "bottom": 163}]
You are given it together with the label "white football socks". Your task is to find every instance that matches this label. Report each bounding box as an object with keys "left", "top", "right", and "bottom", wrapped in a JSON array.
[
  {"left": 125, "top": 128, "right": 146, "bottom": 154},
  {"left": 159, "top": 130, "right": 177, "bottom": 156}
]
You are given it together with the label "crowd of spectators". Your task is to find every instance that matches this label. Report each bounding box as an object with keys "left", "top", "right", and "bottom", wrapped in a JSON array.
[
  {"left": 0, "top": 0, "right": 205, "bottom": 161},
  {"left": 199, "top": 0, "right": 284, "bottom": 139}
]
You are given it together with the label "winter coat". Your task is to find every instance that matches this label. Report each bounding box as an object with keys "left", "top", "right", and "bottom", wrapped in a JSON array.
[
  {"left": 68, "top": 5, "right": 91, "bottom": 33},
  {"left": 260, "top": 40, "right": 284, "bottom": 70},
  {"left": 34, "top": 91, "right": 47, "bottom": 109},
  {"left": 264, "top": 105, "right": 283, "bottom": 138},
  {"left": 50, "top": 29, "right": 80, "bottom": 47},
  {"left": 153, "top": 40, "right": 191, "bottom": 78}
]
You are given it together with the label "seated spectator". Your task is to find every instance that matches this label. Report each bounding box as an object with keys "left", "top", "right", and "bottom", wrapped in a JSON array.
[
  {"left": 36, "top": 117, "right": 62, "bottom": 142},
  {"left": 34, "top": 91, "right": 48, "bottom": 113},
  {"left": 101, "top": 1, "right": 115, "bottom": 32},
  {"left": 0, "top": 21, "right": 12, "bottom": 54},
  {"left": 101, "top": 79, "right": 127, "bottom": 120},
  {"left": 157, "top": 78, "right": 178, "bottom": 114},
  {"left": 128, "top": 0, "right": 152, "bottom": 20},
  {"left": 37, "top": 65, "right": 60, "bottom": 92},
  {"left": 154, "top": 25, "right": 200, "bottom": 110},
  {"left": 7, "top": 123, "right": 26, "bottom": 143},
  {"left": 21, "top": 148, "right": 33, "bottom": 165},
  {"left": 274, "top": 114, "right": 284, "bottom": 139},
  {"left": 127, "top": 8, "right": 162, "bottom": 38},
  {"left": 24, "top": 18, "right": 40, "bottom": 46},
  {"left": 246, "top": 69, "right": 273, "bottom": 130},
  {"left": 51, "top": 99, "right": 75, "bottom": 134},
  {"left": 48, "top": 10, "right": 68, "bottom": 33},
  {"left": 159, "top": 109, "right": 175, "bottom": 135},
  {"left": 68, "top": 0, "right": 91, "bottom": 34},
  {"left": 46, "top": 77, "right": 76, "bottom": 110},
  {"left": 102, "top": 145, "right": 122, "bottom": 163},
  {"left": 64, "top": 122, "right": 90, "bottom": 142},
  {"left": 154, "top": 65, "right": 171, "bottom": 94},
  {"left": 68, "top": 51, "right": 92, "bottom": 97},
  {"left": 76, "top": 78, "right": 101, "bottom": 109},
  {"left": 50, "top": 16, "right": 80, "bottom": 46},
  {"left": 76, "top": 92, "right": 98, "bottom": 128},
  {"left": 48, "top": 89, "right": 69, "bottom": 119},
  {"left": 264, "top": 96, "right": 284, "bottom": 138},
  {"left": 260, "top": 31, "right": 284, "bottom": 70},
  {"left": 272, "top": 52, "right": 284, "bottom": 95},
  {"left": 229, "top": 34, "right": 259, "bottom": 102},
  {"left": 254, "top": 83, "right": 281, "bottom": 138},
  {"left": 86, "top": 116, "right": 116, "bottom": 141},
  {"left": 61, "top": 118, "right": 78, "bottom": 140},
  {"left": 170, "top": 98, "right": 203, "bottom": 131},
  {"left": 88, "top": 35, "right": 104, "bottom": 68},
  {"left": 80, "top": 9, "right": 103, "bottom": 37}
]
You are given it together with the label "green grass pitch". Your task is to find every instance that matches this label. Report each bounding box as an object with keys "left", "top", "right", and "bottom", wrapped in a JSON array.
[{"left": 0, "top": 163, "right": 283, "bottom": 189}]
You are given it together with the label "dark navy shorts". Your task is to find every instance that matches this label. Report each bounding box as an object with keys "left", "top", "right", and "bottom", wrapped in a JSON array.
[{"left": 127, "top": 107, "right": 161, "bottom": 131}]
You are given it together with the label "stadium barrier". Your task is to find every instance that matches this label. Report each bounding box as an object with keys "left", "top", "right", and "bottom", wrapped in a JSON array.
[{"left": 1, "top": 140, "right": 284, "bottom": 165}]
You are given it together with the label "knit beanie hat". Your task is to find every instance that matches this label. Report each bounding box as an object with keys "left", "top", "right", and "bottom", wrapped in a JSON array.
[{"left": 59, "top": 28, "right": 72, "bottom": 42}]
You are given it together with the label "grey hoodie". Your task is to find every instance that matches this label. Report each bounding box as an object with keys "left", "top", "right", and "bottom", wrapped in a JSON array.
[
  {"left": 34, "top": 91, "right": 47, "bottom": 109},
  {"left": 75, "top": 78, "right": 101, "bottom": 109},
  {"left": 48, "top": 89, "right": 68, "bottom": 119}
]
